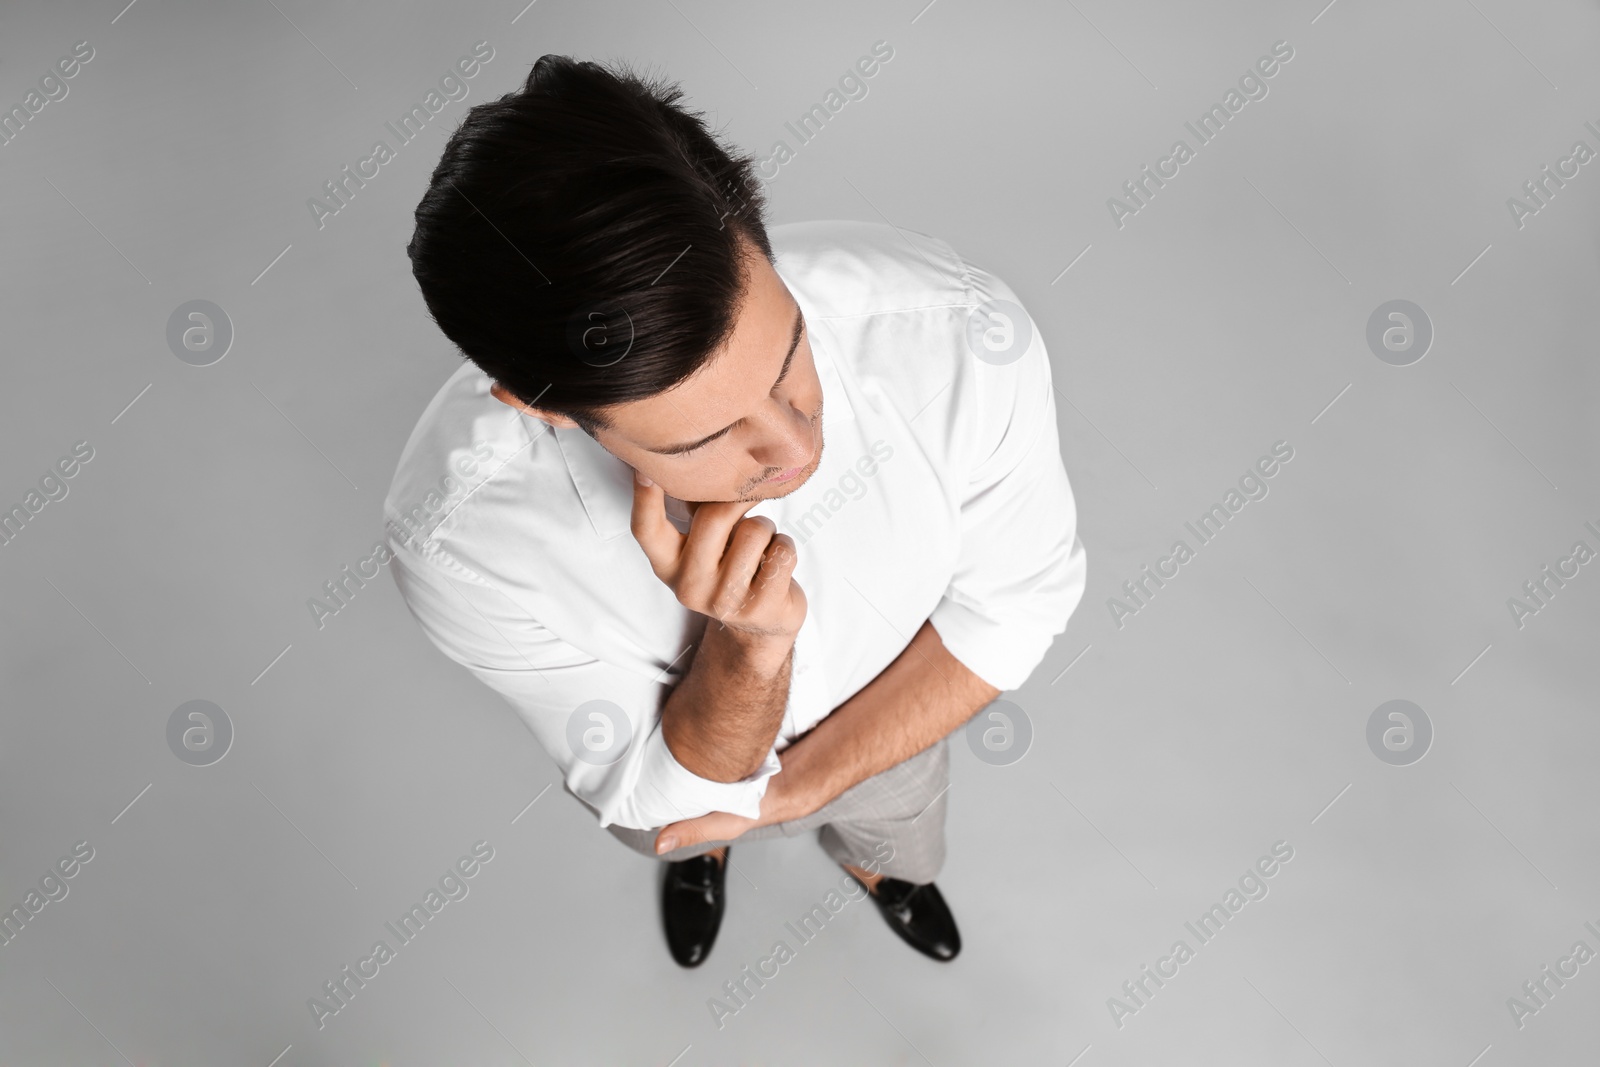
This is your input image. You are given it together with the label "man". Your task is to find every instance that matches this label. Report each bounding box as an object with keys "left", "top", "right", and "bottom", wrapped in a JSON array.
[{"left": 384, "top": 54, "right": 1087, "bottom": 968}]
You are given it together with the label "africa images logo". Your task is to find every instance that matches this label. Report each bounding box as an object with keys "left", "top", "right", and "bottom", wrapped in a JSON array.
[
  {"left": 307, "top": 41, "right": 495, "bottom": 230},
  {"left": 1106, "top": 841, "right": 1295, "bottom": 1029},
  {"left": 306, "top": 840, "right": 494, "bottom": 1029},
  {"left": 1108, "top": 441, "right": 1295, "bottom": 628},
  {"left": 1106, "top": 40, "right": 1295, "bottom": 229}
]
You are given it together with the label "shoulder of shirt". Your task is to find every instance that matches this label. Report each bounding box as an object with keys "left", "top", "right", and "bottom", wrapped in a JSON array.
[
  {"left": 380, "top": 359, "right": 549, "bottom": 575},
  {"left": 770, "top": 219, "right": 1036, "bottom": 429},
  {"left": 768, "top": 219, "right": 989, "bottom": 319}
]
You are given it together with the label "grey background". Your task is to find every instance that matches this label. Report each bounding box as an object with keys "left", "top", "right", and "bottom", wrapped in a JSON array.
[{"left": 3, "top": 0, "right": 1598, "bottom": 1064}]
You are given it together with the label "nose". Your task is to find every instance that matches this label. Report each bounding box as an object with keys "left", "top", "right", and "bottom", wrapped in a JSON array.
[{"left": 749, "top": 398, "right": 814, "bottom": 471}]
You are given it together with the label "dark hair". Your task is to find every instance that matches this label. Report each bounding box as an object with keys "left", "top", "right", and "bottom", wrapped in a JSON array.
[{"left": 406, "top": 54, "right": 774, "bottom": 437}]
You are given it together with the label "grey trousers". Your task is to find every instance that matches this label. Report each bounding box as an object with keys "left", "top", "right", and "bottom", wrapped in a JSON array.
[{"left": 567, "top": 736, "right": 951, "bottom": 885}]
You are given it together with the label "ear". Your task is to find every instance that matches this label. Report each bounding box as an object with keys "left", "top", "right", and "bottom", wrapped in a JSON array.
[{"left": 490, "top": 381, "right": 579, "bottom": 428}]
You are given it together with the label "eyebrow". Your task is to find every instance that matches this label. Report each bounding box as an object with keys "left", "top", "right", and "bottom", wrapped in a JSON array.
[{"left": 647, "top": 303, "right": 805, "bottom": 456}]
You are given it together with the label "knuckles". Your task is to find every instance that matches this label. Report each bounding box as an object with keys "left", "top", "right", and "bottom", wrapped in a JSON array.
[{"left": 643, "top": 507, "right": 801, "bottom": 625}]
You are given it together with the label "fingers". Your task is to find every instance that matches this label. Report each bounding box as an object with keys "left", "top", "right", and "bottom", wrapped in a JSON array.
[
  {"left": 677, "top": 498, "right": 761, "bottom": 592},
  {"left": 739, "top": 533, "right": 801, "bottom": 622},
  {"left": 630, "top": 473, "right": 759, "bottom": 590},
  {"left": 629, "top": 470, "right": 683, "bottom": 576},
  {"left": 628, "top": 473, "right": 805, "bottom": 637},
  {"left": 710, "top": 515, "right": 780, "bottom": 618}
]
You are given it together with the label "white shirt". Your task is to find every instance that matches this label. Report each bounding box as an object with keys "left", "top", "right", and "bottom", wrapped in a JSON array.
[{"left": 382, "top": 219, "right": 1087, "bottom": 831}]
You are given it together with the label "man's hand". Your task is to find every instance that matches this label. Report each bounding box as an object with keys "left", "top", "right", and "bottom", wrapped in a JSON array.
[
  {"left": 630, "top": 469, "right": 806, "bottom": 642},
  {"left": 653, "top": 757, "right": 808, "bottom": 854},
  {"left": 631, "top": 468, "right": 804, "bottom": 782}
]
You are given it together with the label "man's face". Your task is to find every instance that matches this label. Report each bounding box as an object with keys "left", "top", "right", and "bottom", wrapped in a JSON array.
[{"left": 492, "top": 244, "right": 825, "bottom": 503}]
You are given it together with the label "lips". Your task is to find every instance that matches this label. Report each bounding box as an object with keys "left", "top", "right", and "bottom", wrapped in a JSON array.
[{"left": 766, "top": 465, "right": 803, "bottom": 483}]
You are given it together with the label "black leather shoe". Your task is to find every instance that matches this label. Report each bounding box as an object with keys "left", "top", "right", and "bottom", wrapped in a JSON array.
[
  {"left": 851, "top": 874, "right": 961, "bottom": 962},
  {"left": 661, "top": 848, "right": 728, "bottom": 968}
]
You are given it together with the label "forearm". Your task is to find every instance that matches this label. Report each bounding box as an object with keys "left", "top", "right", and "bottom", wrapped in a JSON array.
[
  {"left": 660, "top": 620, "right": 795, "bottom": 782},
  {"left": 776, "top": 617, "right": 1001, "bottom": 816}
]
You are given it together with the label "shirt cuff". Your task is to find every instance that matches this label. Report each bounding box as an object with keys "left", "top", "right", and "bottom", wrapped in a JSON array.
[
  {"left": 628, "top": 718, "right": 782, "bottom": 826},
  {"left": 928, "top": 595, "right": 1053, "bottom": 693}
]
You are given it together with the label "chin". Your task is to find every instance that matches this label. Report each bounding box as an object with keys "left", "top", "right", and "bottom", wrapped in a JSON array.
[{"left": 740, "top": 411, "right": 825, "bottom": 502}]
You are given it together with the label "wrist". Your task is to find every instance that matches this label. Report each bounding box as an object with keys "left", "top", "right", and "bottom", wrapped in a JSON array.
[
  {"left": 707, "top": 621, "right": 794, "bottom": 678},
  {"left": 766, "top": 760, "right": 819, "bottom": 822}
]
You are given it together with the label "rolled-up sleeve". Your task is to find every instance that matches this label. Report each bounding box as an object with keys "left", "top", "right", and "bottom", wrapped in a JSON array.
[
  {"left": 384, "top": 533, "right": 780, "bottom": 830},
  {"left": 926, "top": 266, "right": 1088, "bottom": 692},
  {"left": 632, "top": 721, "right": 781, "bottom": 826}
]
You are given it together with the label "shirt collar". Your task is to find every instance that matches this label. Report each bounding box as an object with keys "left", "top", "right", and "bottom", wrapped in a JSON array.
[{"left": 557, "top": 274, "right": 856, "bottom": 542}]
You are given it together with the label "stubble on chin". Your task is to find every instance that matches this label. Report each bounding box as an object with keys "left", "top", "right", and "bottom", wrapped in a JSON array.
[{"left": 738, "top": 403, "right": 824, "bottom": 503}]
